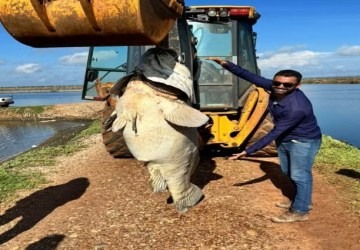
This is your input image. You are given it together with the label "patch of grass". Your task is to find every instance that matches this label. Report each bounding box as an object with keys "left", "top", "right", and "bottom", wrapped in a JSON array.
[
  {"left": 14, "top": 106, "right": 46, "bottom": 114},
  {"left": 2, "top": 144, "right": 79, "bottom": 170},
  {"left": 75, "top": 119, "right": 101, "bottom": 138},
  {"left": 0, "top": 168, "right": 45, "bottom": 201},
  {"left": 0, "top": 120, "right": 100, "bottom": 202},
  {"left": 316, "top": 135, "right": 360, "bottom": 168},
  {"left": 315, "top": 135, "right": 360, "bottom": 210}
]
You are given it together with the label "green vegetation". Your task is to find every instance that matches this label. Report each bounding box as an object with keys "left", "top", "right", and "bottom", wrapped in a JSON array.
[
  {"left": 302, "top": 76, "right": 360, "bottom": 84},
  {"left": 0, "top": 169, "right": 45, "bottom": 201},
  {"left": 315, "top": 135, "right": 360, "bottom": 208},
  {"left": 0, "top": 120, "right": 100, "bottom": 202},
  {"left": 316, "top": 135, "right": 360, "bottom": 168},
  {"left": 13, "top": 105, "right": 46, "bottom": 114}
]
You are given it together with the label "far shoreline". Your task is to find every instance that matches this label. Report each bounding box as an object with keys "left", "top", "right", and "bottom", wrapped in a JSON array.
[
  {"left": 0, "top": 85, "right": 82, "bottom": 94},
  {"left": 0, "top": 76, "right": 359, "bottom": 94}
]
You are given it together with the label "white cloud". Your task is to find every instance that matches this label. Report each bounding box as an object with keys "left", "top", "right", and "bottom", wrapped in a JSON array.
[
  {"left": 15, "top": 63, "right": 41, "bottom": 74},
  {"left": 59, "top": 52, "right": 88, "bottom": 65},
  {"left": 92, "top": 50, "right": 119, "bottom": 61},
  {"left": 58, "top": 49, "right": 119, "bottom": 66},
  {"left": 336, "top": 45, "right": 360, "bottom": 56},
  {"left": 258, "top": 50, "right": 320, "bottom": 69},
  {"left": 257, "top": 45, "right": 360, "bottom": 77}
]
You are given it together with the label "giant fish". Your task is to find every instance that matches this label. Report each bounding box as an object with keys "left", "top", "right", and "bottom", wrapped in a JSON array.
[{"left": 110, "top": 48, "right": 209, "bottom": 213}]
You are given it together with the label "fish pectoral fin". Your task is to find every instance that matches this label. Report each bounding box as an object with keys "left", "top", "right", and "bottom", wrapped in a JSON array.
[
  {"left": 111, "top": 110, "right": 138, "bottom": 133},
  {"left": 162, "top": 102, "right": 209, "bottom": 127},
  {"left": 111, "top": 115, "right": 127, "bottom": 132}
]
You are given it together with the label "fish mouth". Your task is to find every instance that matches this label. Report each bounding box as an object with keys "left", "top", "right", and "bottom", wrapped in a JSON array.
[{"left": 144, "top": 80, "right": 188, "bottom": 101}]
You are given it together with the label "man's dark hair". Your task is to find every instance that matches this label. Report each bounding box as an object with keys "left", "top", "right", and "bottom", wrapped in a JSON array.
[{"left": 274, "top": 70, "right": 302, "bottom": 83}]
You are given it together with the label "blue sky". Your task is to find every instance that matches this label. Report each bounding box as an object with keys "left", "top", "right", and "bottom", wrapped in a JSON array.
[{"left": 1, "top": 0, "right": 360, "bottom": 87}]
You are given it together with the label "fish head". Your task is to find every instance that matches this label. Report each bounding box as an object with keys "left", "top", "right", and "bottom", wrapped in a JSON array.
[{"left": 137, "top": 48, "right": 196, "bottom": 103}]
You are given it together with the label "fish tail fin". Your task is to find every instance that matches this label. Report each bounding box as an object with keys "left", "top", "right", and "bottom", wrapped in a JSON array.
[{"left": 174, "top": 184, "right": 203, "bottom": 213}]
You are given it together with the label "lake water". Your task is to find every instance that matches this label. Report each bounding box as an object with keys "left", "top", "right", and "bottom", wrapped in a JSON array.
[
  {"left": 0, "top": 91, "right": 87, "bottom": 164},
  {"left": 300, "top": 84, "right": 360, "bottom": 148},
  {"left": 0, "top": 120, "right": 88, "bottom": 163},
  {"left": 0, "top": 84, "right": 359, "bottom": 163},
  {"left": 10, "top": 91, "right": 84, "bottom": 107}
]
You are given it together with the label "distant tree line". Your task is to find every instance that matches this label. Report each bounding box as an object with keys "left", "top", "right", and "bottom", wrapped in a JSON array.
[
  {"left": 0, "top": 85, "right": 83, "bottom": 93},
  {"left": 302, "top": 76, "right": 360, "bottom": 84}
]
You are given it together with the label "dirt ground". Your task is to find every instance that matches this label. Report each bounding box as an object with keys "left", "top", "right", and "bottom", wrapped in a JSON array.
[{"left": 1, "top": 103, "right": 360, "bottom": 249}]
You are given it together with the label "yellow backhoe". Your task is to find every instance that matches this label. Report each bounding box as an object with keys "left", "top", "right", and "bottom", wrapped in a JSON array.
[{"left": 0, "top": 0, "right": 276, "bottom": 156}]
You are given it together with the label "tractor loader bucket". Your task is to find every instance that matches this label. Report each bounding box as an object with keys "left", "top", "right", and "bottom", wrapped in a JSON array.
[{"left": 0, "top": 0, "right": 183, "bottom": 48}]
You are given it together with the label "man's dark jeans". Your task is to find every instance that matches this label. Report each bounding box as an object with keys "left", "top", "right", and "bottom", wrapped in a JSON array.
[{"left": 277, "top": 138, "right": 322, "bottom": 213}]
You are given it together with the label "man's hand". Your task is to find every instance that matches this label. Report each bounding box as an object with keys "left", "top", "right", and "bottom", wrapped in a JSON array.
[
  {"left": 207, "top": 57, "right": 226, "bottom": 66},
  {"left": 228, "top": 151, "right": 247, "bottom": 160}
]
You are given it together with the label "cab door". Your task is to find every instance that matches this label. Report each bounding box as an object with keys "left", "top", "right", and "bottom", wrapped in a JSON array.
[{"left": 82, "top": 46, "right": 128, "bottom": 100}]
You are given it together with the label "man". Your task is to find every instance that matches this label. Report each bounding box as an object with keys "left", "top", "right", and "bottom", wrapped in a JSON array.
[{"left": 208, "top": 57, "right": 322, "bottom": 223}]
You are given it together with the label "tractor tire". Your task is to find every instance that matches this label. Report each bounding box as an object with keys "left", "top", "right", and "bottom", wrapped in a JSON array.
[
  {"left": 101, "top": 103, "right": 132, "bottom": 158},
  {"left": 246, "top": 114, "right": 277, "bottom": 157}
]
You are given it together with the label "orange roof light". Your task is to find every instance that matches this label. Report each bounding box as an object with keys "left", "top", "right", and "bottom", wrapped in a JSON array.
[
  {"left": 229, "top": 7, "right": 260, "bottom": 20},
  {"left": 229, "top": 8, "right": 250, "bottom": 17}
]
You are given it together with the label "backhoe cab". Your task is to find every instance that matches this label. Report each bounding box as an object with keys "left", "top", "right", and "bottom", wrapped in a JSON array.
[{"left": 0, "top": 1, "right": 276, "bottom": 156}]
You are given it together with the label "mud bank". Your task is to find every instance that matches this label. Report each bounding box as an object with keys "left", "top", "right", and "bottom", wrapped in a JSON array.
[{"left": 0, "top": 102, "right": 104, "bottom": 121}]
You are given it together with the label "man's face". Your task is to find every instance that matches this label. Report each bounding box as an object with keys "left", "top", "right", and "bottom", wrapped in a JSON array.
[{"left": 272, "top": 76, "right": 300, "bottom": 97}]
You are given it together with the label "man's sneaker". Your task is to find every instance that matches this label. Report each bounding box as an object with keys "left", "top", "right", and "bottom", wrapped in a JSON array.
[
  {"left": 275, "top": 200, "right": 313, "bottom": 210},
  {"left": 275, "top": 200, "right": 291, "bottom": 209},
  {"left": 271, "top": 211, "right": 308, "bottom": 223}
]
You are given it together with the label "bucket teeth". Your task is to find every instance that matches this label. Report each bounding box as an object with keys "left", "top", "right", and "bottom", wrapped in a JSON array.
[
  {"left": 30, "top": 0, "right": 56, "bottom": 32},
  {"left": 79, "top": 0, "right": 101, "bottom": 31}
]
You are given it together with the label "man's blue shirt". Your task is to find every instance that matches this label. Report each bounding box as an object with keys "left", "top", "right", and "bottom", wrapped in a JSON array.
[{"left": 223, "top": 62, "right": 322, "bottom": 155}]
